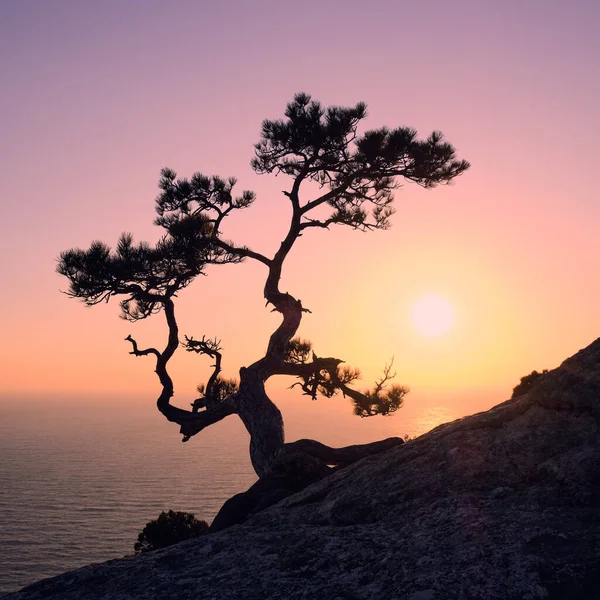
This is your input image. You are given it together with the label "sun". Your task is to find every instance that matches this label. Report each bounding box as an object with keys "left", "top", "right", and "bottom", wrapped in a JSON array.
[{"left": 411, "top": 294, "right": 455, "bottom": 337}]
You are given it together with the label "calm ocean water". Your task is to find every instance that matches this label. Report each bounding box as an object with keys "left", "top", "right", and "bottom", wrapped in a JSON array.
[{"left": 0, "top": 395, "right": 461, "bottom": 594}]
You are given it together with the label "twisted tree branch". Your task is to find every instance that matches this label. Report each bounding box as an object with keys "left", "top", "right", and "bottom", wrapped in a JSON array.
[
  {"left": 184, "top": 335, "right": 226, "bottom": 411},
  {"left": 125, "top": 335, "right": 161, "bottom": 359},
  {"left": 284, "top": 437, "right": 404, "bottom": 467}
]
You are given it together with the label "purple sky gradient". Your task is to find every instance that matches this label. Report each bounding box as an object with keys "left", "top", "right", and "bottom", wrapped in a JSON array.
[{"left": 2, "top": 1, "right": 599, "bottom": 430}]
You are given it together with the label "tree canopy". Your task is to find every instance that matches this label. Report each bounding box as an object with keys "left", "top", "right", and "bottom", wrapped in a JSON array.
[{"left": 58, "top": 93, "right": 469, "bottom": 479}]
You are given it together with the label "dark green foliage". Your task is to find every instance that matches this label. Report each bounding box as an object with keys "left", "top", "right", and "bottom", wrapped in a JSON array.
[
  {"left": 251, "top": 93, "right": 469, "bottom": 230},
  {"left": 284, "top": 337, "right": 313, "bottom": 365},
  {"left": 58, "top": 93, "right": 468, "bottom": 423},
  {"left": 284, "top": 337, "right": 407, "bottom": 415},
  {"left": 512, "top": 369, "right": 549, "bottom": 398},
  {"left": 57, "top": 213, "right": 239, "bottom": 321},
  {"left": 196, "top": 376, "right": 239, "bottom": 403},
  {"left": 134, "top": 510, "right": 208, "bottom": 554},
  {"left": 58, "top": 92, "right": 468, "bottom": 322},
  {"left": 155, "top": 169, "right": 255, "bottom": 232},
  {"left": 352, "top": 382, "right": 408, "bottom": 417},
  {"left": 351, "top": 361, "right": 409, "bottom": 417}
]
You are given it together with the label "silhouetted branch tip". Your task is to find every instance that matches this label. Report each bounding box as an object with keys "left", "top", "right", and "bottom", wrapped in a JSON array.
[
  {"left": 183, "top": 334, "right": 223, "bottom": 356},
  {"left": 125, "top": 335, "right": 160, "bottom": 359}
]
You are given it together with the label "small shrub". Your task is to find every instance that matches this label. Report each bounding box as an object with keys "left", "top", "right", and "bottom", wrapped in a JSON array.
[
  {"left": 134, "top": 510, "right": 208, "bottom": 554},
  {"left": 511, "top": 369, "right": 549, "bottom": 399}
]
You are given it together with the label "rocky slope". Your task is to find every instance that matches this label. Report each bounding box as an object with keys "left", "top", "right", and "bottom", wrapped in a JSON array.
[{"left": 6, "top": 339, "right": 600, "bottom": 600}]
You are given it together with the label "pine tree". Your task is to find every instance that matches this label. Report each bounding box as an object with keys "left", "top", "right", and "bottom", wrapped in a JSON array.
[{"left": 58, "top": 93, "right": 469, "bottom": 477}]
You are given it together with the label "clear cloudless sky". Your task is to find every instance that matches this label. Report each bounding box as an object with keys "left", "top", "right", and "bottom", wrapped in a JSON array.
[{"left": 1, "top": 0, "right": 599, "bottom": 431}]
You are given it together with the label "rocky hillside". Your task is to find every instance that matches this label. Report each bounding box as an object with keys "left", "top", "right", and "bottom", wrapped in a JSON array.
[{"left": 6, "top": 339, "right": 600, "bottom": 600}]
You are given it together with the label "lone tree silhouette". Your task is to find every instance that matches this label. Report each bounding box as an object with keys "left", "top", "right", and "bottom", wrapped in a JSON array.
[{"left": 58, "top": 94, "right": 469, "bottom": 479}]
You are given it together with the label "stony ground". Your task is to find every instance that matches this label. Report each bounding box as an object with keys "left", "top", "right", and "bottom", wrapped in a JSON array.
[{"left": 6, "top": 339, "right": 600, "bottom": 600}]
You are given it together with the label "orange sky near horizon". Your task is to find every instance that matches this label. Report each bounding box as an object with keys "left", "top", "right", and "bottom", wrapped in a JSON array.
[{"left": 1, "top": 1, "right": 599, "bottom": 433}]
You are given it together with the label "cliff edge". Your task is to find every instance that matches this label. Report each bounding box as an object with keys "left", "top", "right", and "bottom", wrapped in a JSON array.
[{"left": 6, "top": 339, "right": 600, "bottom": 600}]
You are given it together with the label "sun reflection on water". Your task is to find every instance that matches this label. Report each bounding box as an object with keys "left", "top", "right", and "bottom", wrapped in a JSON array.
[{"left": 403, "top": 405, "right": 459, "bottom": 439}]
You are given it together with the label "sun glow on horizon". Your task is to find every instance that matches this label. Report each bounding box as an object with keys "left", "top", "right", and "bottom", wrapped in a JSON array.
[{"left": 411, "top": 294, "right": 455, "bottom": 337}]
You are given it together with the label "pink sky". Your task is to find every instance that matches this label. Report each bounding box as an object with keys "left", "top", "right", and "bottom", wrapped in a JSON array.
[{"left": 1, "top": 1, "right": 599, "bottom": 432}]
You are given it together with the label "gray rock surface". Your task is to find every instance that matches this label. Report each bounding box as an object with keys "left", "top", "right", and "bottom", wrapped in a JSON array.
[{"left": 6, "top": 339, "right": 600, "bottom": 600}]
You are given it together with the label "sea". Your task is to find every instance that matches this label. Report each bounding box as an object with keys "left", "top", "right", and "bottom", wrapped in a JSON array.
[{"left": 0, "top": 392, "right": 470, "bottom": 595}]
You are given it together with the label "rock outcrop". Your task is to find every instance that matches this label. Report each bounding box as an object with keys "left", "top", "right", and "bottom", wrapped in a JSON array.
[{"left": 6, "top": 339, "right": 600, "bottom": 600}]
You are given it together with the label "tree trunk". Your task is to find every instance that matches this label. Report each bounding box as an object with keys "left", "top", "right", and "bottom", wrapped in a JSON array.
[
  {"left": 236, "top": 366, "right": 285, "bottom": 478},
  {"left": 233, "top": 364, "right": 405, "bottom": 478}
]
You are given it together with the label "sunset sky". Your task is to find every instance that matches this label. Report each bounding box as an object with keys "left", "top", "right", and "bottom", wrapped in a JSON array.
[{"left": 2, "top": 1, "right": 599, "bottom": 433}]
